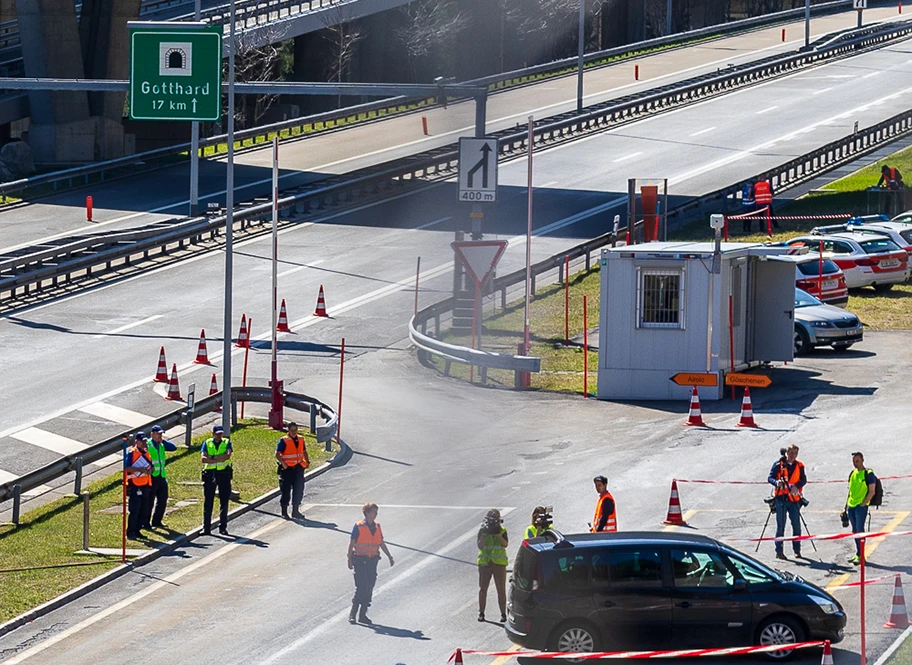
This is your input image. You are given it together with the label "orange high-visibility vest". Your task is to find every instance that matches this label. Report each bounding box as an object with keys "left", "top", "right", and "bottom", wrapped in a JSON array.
[
  {"left": 591, "top": 491, "right": 617, "bottom": 533},
  {"left": 352, "top": 520, "right": 383, "bottom": 558},
  {"left": 775, "top": 461, "right": 805, "bottom": 503},
  {"left": 278, "top": 435, "right": 309, "bottom": 468},
  {"left": 126, "top": 446, "right": 153, "bottom": 487},
  {"left": 754, "top": 180, "right": 773, "bottom": 205}
]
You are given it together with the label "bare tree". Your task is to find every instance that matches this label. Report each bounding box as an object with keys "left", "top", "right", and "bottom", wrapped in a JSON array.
[
  {"left": 321, "top": 7, "right": 366, "bottom": 107},
  {"left": 396, "top": 0, "right": 467, "bottom": 81},
  {"left": 229, "top": 24, "right": 291, "bottom": 129}
]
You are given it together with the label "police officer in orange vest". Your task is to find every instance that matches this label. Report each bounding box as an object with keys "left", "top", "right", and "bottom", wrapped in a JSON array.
[
  {"left": 767, "top": 444, "right": 807, "bottom": 560},
  {"left": 347, "top": 502, "right": 394, "bottom": 625},
  {"left": 591, "top": 475, "right": 617, "bottom": 532},
  {"left": 275, "top": 422, "right": 310, "bottom": 520},
  {"left": 124, "top": 432, "right": 154, "bottom": 540}
]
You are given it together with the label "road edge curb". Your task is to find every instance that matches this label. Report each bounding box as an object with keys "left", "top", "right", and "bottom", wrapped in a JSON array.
[
  {"left": 0, "top": 438, "right": 349, "bottom": 640},
  {"left": 872, "top": 626, "right": 912, "bottom": 665}
]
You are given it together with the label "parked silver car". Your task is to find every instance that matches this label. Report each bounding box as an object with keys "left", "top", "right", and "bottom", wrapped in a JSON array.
[{"left": 793, "top": 289, "right": 863, "bottom": 355}]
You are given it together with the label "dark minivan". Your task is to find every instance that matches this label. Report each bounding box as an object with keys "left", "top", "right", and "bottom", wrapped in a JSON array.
[{"left": 506, "top": 531, "right": 845, "bottom": 659}]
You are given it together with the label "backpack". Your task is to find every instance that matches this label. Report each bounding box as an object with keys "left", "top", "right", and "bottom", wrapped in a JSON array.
[{"left": 848, "top": 469, "right": 883, "bottom": 508}]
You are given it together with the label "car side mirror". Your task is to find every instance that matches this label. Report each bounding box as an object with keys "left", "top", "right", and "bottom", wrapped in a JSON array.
[{"left": 734, "top": 579, "right": 748, "bottom": 592}]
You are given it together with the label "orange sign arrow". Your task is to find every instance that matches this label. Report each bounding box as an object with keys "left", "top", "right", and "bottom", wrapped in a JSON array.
[
  {"left": 670, "top": 372, "right": 718, "bottom": 387},
  {"left": 725, "top": 373, "right": 772, "bottom": 388}
]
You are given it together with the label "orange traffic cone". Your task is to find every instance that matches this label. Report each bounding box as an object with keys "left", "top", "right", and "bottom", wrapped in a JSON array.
[
  {"left": 884, "top": 575, "right": 910, "bottom": 629},
  {"left": 194, "top": 329, "right": 212, "bottom": 365},
  {"left": 153, "top": 346, "right": 168, "bottom": 383},
  {"left": 736, "top": 387, "right": 758, "bottom": 428},
  {"left": 662, "top": 480, "right": 688, "bottom": 526},
  {"left": 313, "top": 285, "right": 329, "bottom": 317},
  {"left": 820, "top": 641, "right": 833, "bottom": 665},
  {"left": 277, "top": 299, "right": 291, "bottom": 332},
  {"left": 684, "top": 386, "right": 706, "bottom": 427},
  {"left": 235, "top": 313, "right": 249, "bottom": 348},
  {"left": 209, "top": 372, "right": 221, "bottom": 412},
  {"left": 165, "top": 363, "right": 182, "bottom": 401}
]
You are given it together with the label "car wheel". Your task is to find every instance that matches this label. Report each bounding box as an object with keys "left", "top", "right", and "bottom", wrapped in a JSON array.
[
  {"left": 757, "top": 615, "right": 805, "bottom": 661},
  {"left": 793, "top": 326, "right": 810, "bottom": 356},
  {"left": 873, "top": 283, "right": 894, "bottom": 292},
  {"left": 549, "top": 621, "right": 601, "bottom": 658}
]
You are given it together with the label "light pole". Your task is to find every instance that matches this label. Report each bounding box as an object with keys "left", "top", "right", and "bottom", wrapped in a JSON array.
[
  {"left": 805, "top": 0, "right": 811, "bottom": 48},
  {"left": 189, "top": 0, "right": 201, "bottom": 216},
  {"left": 576, "top": 0, "right": 585, "bottom": 112},
  {"left": 221, "top": 0, "right": 236, "bottom": 430},
  {"left": 523, "top": 116, "right": 534, "bottom": 363},
  {"left": 666, "top": 0, "right": 673, "bottom": 36}
]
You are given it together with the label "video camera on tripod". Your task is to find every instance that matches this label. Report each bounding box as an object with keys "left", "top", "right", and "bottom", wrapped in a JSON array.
[
  {"left": 756, "top": 449, "right": 815, "bottom": 553},
  {"left": 534, "top": 506, "right": 554, "bottom": 531}
]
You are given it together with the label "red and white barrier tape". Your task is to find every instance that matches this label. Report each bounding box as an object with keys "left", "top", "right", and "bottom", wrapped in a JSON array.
[
  {"left": 725, "top": 209, "right": 851, "bottom": 221},
  {"left": 830, "top": 574, "right": 897, "bottom": 591},
  {"left": 674, "top": 475, "right": 912, "bottom": 485},
  {"left": 727, "top": 528, "right": 912, "bottom": 544},
  {"left": 449, "top": 641, "right": 825, "bottom": 661}
]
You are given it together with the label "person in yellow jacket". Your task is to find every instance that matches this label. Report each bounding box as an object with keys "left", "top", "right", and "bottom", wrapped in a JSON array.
[
  {"left": 524, "top": 506, "right": 553, "bottom": 539},
  {"left": 477, "top": 508, "right": 508, "bottom": 624}
]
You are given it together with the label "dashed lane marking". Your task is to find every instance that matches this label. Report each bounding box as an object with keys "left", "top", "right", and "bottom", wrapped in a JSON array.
[
  {"left": 690, "top": 127, "right": 716, "bottom": 137},
  {"left": 10, "top": 427, "right": 88, "bottom": 456},
  {"left": 755, "top": 105, "right": 779, "bottom": 114},
  {"left": 78, "top": 403, "right": 154, "bottom": 428},
  {"left": 90, "top": 315, "right": 163, "bottom": 339}
]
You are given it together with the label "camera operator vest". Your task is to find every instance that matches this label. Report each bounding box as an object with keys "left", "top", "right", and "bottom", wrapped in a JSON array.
[{"left": 775, "top": 461, "right": 805, "bottom": 502}]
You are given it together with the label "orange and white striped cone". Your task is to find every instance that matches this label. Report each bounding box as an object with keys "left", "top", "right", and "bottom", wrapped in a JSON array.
[
  {"left": 884, "top": 575, "right": 910, "bottom": 629},
  {"left": 235, "top": 313, "right": 249, "bottom": 348},
  {"left": 277, "top": 298, "right": 291, "bottom": 332},
  {"left": 662, "top": 479, "right": 688, "bottom": 526},
  {"left": 165, "top": 363, "right": 182, "bottom": 401},
  {"left": 820, "top": 641, "right": 833, "bottom": 665},
  {"left": 209, "top": 372, "right": 221, "bottom": 412},
  {"left": 736, "top": 387, "right": 758, "bottom": 428},
  {"left": 194, "top": 329, "right": 212, "bottom": 365},
  {"left": 313, "top": 285, "right": 329, "bottom": 317},
  {"left": 684, "top": 386, "right": 706, "bottom": 427},
  {"left": 153, "top": 346, "right": 169, "bottom": 383}
]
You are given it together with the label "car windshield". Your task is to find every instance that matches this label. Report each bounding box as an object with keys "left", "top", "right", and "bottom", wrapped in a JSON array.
[
  {"left": 901, "top": 230, "right": 912, "bottom": 245},
  {"left": 859, "top": 238, "right": 901, "bottom": 254},
  {"left": 795, "top": 289, "right": 822, "bottom": 308},
  {"left": 726, "top": 552, "right": 782, "bottom": 585},
  {"left": 797, "top": 259, "right": 840, "bottom": 276}
]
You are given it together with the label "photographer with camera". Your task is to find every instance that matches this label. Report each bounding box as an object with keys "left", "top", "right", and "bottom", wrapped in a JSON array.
[
  {"left": 477, "top": 508, "right": 508, "bottom": 624},
  {"left": 767, "top": 445, "right": 807, "bottom": 561},
  {"left": 524, "top": 506, "right": 553, "bottom": 539},
  {"left": 843, "top": 451, "right": 878, "bottom": 566}
]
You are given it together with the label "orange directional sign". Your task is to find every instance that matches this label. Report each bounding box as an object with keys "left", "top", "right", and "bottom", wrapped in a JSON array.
[
  {"left": 725, "top": 373, "right": 772, "bottom": 388},
  {"left": 670, "top": 372, "right": 718, "bottom": 387}
]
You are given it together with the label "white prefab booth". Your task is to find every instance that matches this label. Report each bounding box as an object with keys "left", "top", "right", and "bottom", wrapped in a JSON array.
[{"left": 597, "top": 242, "right": 796, "bottom": 401}]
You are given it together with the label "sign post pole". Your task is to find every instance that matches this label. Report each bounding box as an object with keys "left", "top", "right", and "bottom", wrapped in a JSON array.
[
  {"left": 221, "top": 1, "right": 236, "bottom": 431},
  {"left": 524, "top": 116, "right": 534, "bottom": 365},
  {"left": 189, "top": 0, "right": 201, "bottom": 216}
]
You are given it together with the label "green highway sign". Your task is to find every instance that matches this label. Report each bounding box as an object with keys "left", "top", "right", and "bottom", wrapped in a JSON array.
[{"left": 129, "top": 22, "right": 222, "bottom": 121}]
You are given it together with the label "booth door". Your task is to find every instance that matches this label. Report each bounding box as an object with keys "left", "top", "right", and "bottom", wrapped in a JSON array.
[{"left": 749, "top": 258, "right": 795, "bottom": 362}]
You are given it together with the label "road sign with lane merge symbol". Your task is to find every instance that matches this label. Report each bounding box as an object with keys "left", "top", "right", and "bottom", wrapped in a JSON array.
[
  {"left": 458, "top": 138, "right": 498, "bottom": 203},
  {"left": 129, "top": 22, "right": 222, "bottom": 121}
]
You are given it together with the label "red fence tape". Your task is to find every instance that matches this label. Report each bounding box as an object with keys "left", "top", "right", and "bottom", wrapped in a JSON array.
[
  {"left": 830, "top": 574, "right": 897, "bottom": 591},
  {"left": 674, "top": 475, "right": 912, "bottom": 485},
  {"left": 725, "top": 208, "right": 852, "bottom": 221},
  {"left": 449, "top": 641, "right": 825, "bottom": 661}
]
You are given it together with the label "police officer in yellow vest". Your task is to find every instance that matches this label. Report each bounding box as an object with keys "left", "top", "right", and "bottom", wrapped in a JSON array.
[
  {"left": 477, "top": 508, "right": 509, "bottom": 624},
  {"left": 275, "top": 422, "right": 310, "bottom": 520},
  {"left": 201, "top": 425, "right": 233, "bottom": 536},
  {"left": 347, "top": 502, "right": 394, "bottom": 625},
  {"left": 144, "top": 425, "right": 177, "bottom": 530}
]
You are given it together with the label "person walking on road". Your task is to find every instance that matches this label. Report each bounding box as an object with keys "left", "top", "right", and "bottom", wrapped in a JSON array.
[
  {"left": 767, "top": 444, "right": 807, "bottom": 561},
  {"left": 347, "top": 502, "right": 394, "bottom": 625},
  {"left": 275, "top": 422, "right": 310, "bottom": 520},
  {"left": 124, "top": 432, "right": 153, "bottom": 540},
  {"left": 202, "top": 425, "right": 233, "bottom": 536},
  {"left": 591, "top": 475, "right": 617, "bottom": 533},
  {"left": 145, "top": 424, "right": 177, "bottom": 529},
  {"left": 845, "top": 452, "right": 878, "bottom": 566},
  {"left": 477, "top": 508, "right": 509, "bottom": 624}
]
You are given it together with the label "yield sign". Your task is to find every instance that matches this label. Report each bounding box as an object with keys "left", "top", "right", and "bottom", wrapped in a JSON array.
[{"left": 451, "top": 240, "right": 508, "bottom": 287}]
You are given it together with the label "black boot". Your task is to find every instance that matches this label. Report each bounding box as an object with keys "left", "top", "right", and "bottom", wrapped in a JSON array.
[
  {"left": 349, "top": 603, "right": 358, "bottom": 624},
  {"left": 281, "top": 506, "right": 289, "bottom": 519},
  {"left": 358, "top": 605, "right": 372, "bottom": 625}
]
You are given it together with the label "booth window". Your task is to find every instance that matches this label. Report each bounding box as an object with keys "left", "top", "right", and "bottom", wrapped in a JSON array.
[{"left": 637, "top": 268, "right": 684, "bottom": 329}]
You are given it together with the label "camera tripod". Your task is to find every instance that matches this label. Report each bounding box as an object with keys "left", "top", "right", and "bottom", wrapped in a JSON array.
[{"left": 756, "top": 500, "right": 817, "bottom": 554}]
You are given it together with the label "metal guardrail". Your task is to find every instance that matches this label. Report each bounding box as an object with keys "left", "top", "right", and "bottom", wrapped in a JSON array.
[
  {"left": 2, "top": 18, "right": 910, "bottom": 308},
  {"left": 0, "top": 0, "right": 865, "bottom": 197},
  {"left": 0, "top": 386, "right": 338, "bottom": 511}
]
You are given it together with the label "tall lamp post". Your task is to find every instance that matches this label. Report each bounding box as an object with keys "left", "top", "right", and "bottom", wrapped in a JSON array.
[
  {"left": 576, "top": 0, "right": 585, "bottom": 112},
  {"left": 189, "top": 0, "right": 201, "bottom": 216},
  {"left": 221, "top": 0, "right": 236, "bottom": 430},
  {"left": 805, "top": 0, "right": 811, "bottom": 48}
]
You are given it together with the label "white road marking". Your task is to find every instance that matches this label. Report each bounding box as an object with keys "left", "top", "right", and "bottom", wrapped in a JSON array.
[
  {"left": 539, "top": 180, "right": 559, "bottom": 188},
  {"left": 2, "top": 518, "right": 286, "bottom": 664},
  {"left": 612, "top": 151, "right": 643, "bottom": 163},
  {"left": 689, "top": 127, "right": 716, "bottom": 137},
  {"left": 10, "top": 427, "right": 87, "bottom": 456},
  {"left": 0, "top": 468, "right": 50, "bottom": 495},
  {"left": 78, "top": 403, "right": 153, "bottom": 428},
  {"left": 277, "top": 258, "right": 326, "bottom": 279},
  {"left": 90, "top": 315, "right": 163, "bottom": 339},
  {"left": 755, "top": 105, "right": 779, "bottom": 114},
  {"left": 415, "top": 215, "right": 452, "bottom": 230},
  {"left": 259, "top": 508, "right": 516, "bottom": 663},
  {"left": 813, "top": 86, "right": 835, "bottom": 95},
  {"left": 311, "top": 503, "right": 518, "bottom": 510},
  {"left": 91, "top": 453, "right": 123, "bottom": 469},
  {"left": 863, "top": 71, "right": 881, "bottom": 79}
]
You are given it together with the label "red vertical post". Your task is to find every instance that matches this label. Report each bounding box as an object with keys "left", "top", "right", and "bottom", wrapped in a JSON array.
[
  {"left": 583, "top": 294, "right": 589, "bottom": 398},
  {"left": 819, "top": 240, "right": 824, "bottom": 297},
  {"left": 470, "top": 292, "right": 479, "bottom": 383},
  {"left": 729, "top": 295, "right": 735, "bottom": 401},
  {"left": 564, "top": 255, "right": 570, "bottom": 346},
  {"left": 723, "top": 216, "right": 729, "bottom": 242},
  {"left": 900, "top": 1, "right": 903, "bottom": 14},
  {"left": 240, "top": 318, "right": 252, "bottom": 419},
  {"left": 860, "top": 537, "right": 867, "bottom": 665},
  {"left": 121, "top": 438, "right": 127, "bottom": 564},
  {"left": 766, "top": 207, "right": 772, "bottom": 238},
  {"left": 337, "top": 338, "right": 345, "bottom": 447},
  {"left": 781, "top": 28, "right": 786, "bottom": 41},
  {"left": 414, "top": 256, "right": 421, "bottom": 319},
  {"left": 86, "top": 196, "right": 93, "bottom": 222},
  {"left": 634, "top": 65, "right": 639, "bottom": 80},
  {"left": 421, "top": 116, "right": 429, "bottom": 135}
]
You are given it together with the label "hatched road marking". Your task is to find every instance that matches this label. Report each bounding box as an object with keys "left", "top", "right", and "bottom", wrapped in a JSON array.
[
  {"left": 78, "top": 403, "right": 153, "bottom": 428},
  {"left": 10, "top": 427, "right": 87, "bottom": 456}
]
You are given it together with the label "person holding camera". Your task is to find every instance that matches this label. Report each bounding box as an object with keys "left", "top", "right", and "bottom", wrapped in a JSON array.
[
  {"left": 844, "top": 452, "right": 878, "bottom": 566},
  {"left": 524, "top": 506, "right": 553, "bottom": 539},
  {"left": 591, "top": 475, "right": 617, "bottom": 533},
  {"left": 767, "top": 445, "right": 807, "bottom": 561},
  {"left": 477, "top": 508, "right": 508, "bottom": 623}
]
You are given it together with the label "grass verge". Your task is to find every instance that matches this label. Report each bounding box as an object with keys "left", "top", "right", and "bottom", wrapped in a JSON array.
[
  {"left": 886, "top": 632, "right": 912, "bottom": 665},
  {"left": 0, "top": 419, "right": 332, "bottom": 624}
]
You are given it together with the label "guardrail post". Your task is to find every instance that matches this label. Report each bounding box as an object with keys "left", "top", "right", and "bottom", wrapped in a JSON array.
[
  {"left": 309, "top": 405, "right": 317, "bottom": 435},
  {"left": 82, "top": 491, "right": 90, "bottom": 551},
  {"left": 585, "top": 251, "right": 591, "bottom": 271},
  {"left": 184, "top": 409, "right": 194, "bottom": 448},
  {"left": 231, "top": 397, "right": 238, "bottom": 429},
  {"left": 480, "top": 366, "right": 488, "bottom": 385},
  {"left": 73, "top": 456, "right": 83, "bottom": 495},
  {"left": 12, "top": 484, "right": 21, "bottom": 526}
]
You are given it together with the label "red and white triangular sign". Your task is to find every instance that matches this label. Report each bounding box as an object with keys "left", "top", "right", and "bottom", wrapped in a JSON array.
[{"left": 451, "top": 240, "right": 508, "bottom": 287}]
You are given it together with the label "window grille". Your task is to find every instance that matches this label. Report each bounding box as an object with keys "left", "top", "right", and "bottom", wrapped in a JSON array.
[{"left": 636, "top": 268, "right": 684, "bottom": 329}]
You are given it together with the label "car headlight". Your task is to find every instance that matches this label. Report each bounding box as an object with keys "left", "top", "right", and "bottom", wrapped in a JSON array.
[
  {"left": 810, "top": 321, "right": 832, "bottom": 328},
  {"left": 811, "top": 595, "right": 840, "bottom": 614}
]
